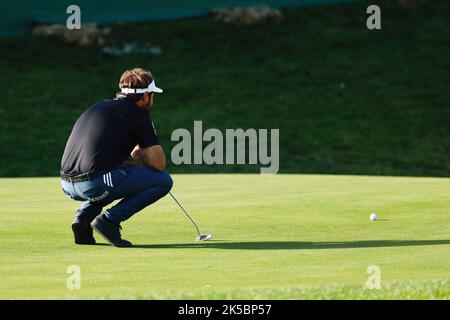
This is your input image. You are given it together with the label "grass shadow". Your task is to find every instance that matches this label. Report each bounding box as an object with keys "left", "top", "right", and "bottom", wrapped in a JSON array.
[{"left": 131, "top": 239, "right": 450, "bottom": 250}]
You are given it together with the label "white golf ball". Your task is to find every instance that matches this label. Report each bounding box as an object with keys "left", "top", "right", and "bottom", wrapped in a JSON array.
[{"left": 370, "top": 213, "right": 378, "bottom": 221}]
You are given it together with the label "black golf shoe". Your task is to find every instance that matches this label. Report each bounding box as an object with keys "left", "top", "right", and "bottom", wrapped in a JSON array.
[
  {"left": 72, "top": 217, "right": 96, "bottom": 245},
  {"left": 90, "top": 214, "right": 132, "bottom": 248}
]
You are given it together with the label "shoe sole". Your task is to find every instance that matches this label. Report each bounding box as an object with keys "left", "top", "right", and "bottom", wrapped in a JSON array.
[
  {"left": 72, "top": 223, "right": 96, "bottom": 245},
  {"left": 91, "top": 223, "right": 132, "bottom": 248}
]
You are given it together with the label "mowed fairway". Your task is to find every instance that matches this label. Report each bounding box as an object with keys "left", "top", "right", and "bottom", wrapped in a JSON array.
[{"left": 0, "top": 174, "right": 449, "bottom": 299}]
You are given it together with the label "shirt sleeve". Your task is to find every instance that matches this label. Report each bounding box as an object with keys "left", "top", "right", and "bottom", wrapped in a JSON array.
[{"left": 130, "top": 112, "right": 160, "bottom": 148}]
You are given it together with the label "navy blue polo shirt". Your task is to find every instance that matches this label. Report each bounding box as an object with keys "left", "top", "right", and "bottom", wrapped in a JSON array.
[{"left": 60, "top": 97, "right": 159, "bottom": 176}]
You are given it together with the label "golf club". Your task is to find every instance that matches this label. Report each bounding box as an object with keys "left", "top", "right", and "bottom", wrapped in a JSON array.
[{"left": 169, "top": 191, "right": 213, "bottom": 241}]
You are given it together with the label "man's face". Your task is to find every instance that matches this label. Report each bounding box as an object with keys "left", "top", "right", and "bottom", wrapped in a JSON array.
[
  {"left": 149, "top": 92, "right": 154, "bottom": 108},
  {"left": 144, "top": 92, "right": 154, "bottom": 111}
]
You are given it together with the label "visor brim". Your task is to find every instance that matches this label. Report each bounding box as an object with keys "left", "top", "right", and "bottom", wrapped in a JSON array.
[{"left": 152, "top": 87, "right": 163, "bottom": 93}]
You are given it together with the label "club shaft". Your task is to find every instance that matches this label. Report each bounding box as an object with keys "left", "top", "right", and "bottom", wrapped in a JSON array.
[{"left": 169, "top": 192, "right": 201, "bottom": 236}]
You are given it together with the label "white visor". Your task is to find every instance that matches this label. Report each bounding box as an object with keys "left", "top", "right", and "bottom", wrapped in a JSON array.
[{"left": 120, "top": 79, "right": 163, "bottom": 94}]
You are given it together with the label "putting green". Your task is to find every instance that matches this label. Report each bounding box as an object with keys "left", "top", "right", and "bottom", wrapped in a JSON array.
[{"left": 0, "top": 174, "right": 449, "bottom": 299}]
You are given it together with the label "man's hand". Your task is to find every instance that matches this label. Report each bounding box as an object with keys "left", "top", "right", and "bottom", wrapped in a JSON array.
[
  {"left": 131, "top": 145, "right": 143, "bottom": 160},
  {"left": 133, "top": 144, "right": 166, "bottom": 171}
]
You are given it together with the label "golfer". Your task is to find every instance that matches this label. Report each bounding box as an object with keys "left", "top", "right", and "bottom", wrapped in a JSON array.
[{"left": 60, "top": 68, "right": 173, "bottom": 247}]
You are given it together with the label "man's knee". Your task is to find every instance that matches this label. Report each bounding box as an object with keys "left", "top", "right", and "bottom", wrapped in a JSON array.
[
  {"left": 141, "top": 167, "right": 173, "bottom": 193},
  {"left": 160, "top": 171, "right": 173, "bottom": 193}
]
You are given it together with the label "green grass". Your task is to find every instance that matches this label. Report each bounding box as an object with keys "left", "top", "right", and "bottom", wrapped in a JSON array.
[
  {"left": 1, "top": 174, "right": 449, "bottom": 299},
  {"left": 0, "top": 0, "right": 449, "bottom": 177}
]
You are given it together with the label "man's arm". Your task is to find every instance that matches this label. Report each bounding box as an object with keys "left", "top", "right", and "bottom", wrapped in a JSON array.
[{"left": 131, "top": 144, "right": 166, "bottom": 171}]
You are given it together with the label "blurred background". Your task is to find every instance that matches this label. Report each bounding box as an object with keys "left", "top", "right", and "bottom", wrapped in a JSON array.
[{"left": 0, "top": 0, "right": 448, "bottom": 176}]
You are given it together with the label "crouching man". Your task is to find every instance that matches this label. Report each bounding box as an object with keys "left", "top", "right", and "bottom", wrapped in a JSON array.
[{"left": 60, "top": 68, "right": 173, "bottom": 247}]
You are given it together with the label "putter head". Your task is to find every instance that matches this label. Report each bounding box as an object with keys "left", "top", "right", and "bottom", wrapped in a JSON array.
[{"left": 196, "top": 233, "right": 213, "bottom": 241}]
